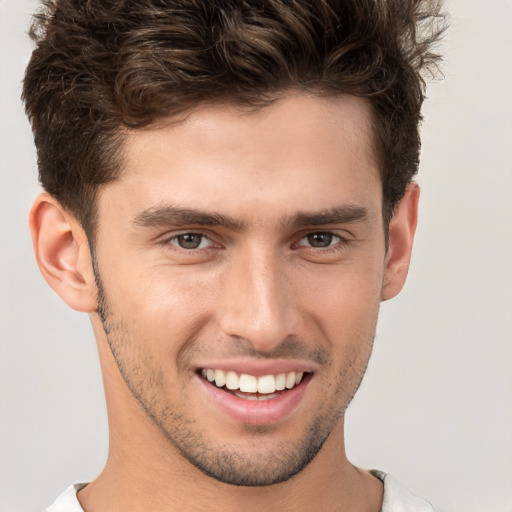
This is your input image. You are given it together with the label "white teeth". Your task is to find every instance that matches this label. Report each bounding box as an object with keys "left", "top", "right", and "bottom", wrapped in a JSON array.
[
  {"left": 235, "top": 392, "right": 258, "bottom": 400},
  {"left": 275, "top": 373, "right": 286, "bottom": 391},
  {"left": 239, "top": 374, "right": 258, "bottom": 393},
  {"left": 258, "top": 374, "right": 276, "bottom": 394},
  {"left": 235, "top": 392, "right": 279, "bottom": 401},
  {"left": 201, "top": 368, "right": 307, "bottom": 394},
  {"left": 214, "top": 369, "right": 226, "bottom": 388},
  {"left": 285, "top": 372, "right": 297, "bottom": 389},
  {"left": 225, "top": 371, "right": 239, "bottom": 390}
]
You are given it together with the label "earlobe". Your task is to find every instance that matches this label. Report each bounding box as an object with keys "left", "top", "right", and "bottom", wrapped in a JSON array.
[
  {"left": 381, "top": 183, "right": 420, "bottom": 301},
  {"left": 29, "top": 192, "right": 98, "bottom": 312}
]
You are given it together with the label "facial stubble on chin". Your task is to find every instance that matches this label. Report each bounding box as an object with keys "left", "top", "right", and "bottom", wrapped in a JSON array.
[{"left": 91, "top": 255, "right": 374, "bottom": 487}]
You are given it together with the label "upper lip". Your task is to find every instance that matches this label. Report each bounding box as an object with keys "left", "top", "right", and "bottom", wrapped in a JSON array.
[{"left": 194, "top": 358, "right": 317, "bottom": 377}]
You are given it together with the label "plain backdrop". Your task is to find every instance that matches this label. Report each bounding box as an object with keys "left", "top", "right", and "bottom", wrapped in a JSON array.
[{"left": 1, "top": 1, "right": 511, "bottom": 511}]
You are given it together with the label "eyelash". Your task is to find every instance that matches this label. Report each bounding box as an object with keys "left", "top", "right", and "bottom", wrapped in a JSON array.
[
  {"left": 293, "top": 231, "right": 349, "bottom": 252},
  {"left": 164, "top": 231, "right": 218, "bottom": 252},
  {"left": 162, "top": 230, "right": 350, "bottom": 254}
]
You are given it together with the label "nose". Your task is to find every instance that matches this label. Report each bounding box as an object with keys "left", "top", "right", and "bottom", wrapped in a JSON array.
[{"left": 217, "top": 246, "right": 303, "bottom": 352}]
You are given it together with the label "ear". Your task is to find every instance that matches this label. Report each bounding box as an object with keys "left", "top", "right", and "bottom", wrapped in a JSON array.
[
  {"left": 381, "top": 183, "right": 420, "bottom": 301},
  {"left": 29, "top": 192, "right": 98, "bottom": 312}
]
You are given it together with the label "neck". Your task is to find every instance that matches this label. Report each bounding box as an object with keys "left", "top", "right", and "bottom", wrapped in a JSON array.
[
  {"left": 78, "top": 411, "right": 382, "bottom": 512},
  {"left": 80, "top": 328, "right": 383, "bottom": 512}
]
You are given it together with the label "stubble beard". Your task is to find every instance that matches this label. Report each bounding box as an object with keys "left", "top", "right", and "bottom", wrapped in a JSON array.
[{"left": 92, "top": 258, "right": 373, "bottom": 487}]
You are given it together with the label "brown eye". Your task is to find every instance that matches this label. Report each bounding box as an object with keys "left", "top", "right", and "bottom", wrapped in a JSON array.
[
  {"left": 170, "top": 233, "right": 209, "bottom": 250},
  {"left": 306, "top": 232, "right": 335, "bottom": 248}
]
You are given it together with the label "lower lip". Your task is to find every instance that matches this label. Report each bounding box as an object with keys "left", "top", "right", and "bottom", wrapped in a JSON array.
[{"left": 198, "top": 374, "right": 311, "bottom": 426}]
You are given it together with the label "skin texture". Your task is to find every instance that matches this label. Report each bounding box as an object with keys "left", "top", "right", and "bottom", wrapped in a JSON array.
[{"left": 30, "top": 94, "right": 419, "bottom": 512}]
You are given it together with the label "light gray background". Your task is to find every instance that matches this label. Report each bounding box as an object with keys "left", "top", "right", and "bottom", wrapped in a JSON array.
[{"left": 1, "top": 1, "right": 511, "bottom": 511}]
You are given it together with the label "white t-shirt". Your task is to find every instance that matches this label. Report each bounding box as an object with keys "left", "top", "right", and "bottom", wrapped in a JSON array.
[{"left": 45, "top": 471, "right": 434, "bottom": 512}]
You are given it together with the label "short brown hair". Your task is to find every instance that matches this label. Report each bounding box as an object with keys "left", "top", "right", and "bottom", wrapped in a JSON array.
[{"left": 23, "top": 0, "right": 445, "bottom": 238}]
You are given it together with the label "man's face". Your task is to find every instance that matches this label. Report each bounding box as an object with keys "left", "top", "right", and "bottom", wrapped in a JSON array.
[{"left": 92, "top": 94, "right": 386, "bottom": 485}]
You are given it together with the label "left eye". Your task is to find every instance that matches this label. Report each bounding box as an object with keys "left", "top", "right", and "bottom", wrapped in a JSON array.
[
  {"left": 298, "top": 232, "right": 342, "bottom": 248},
  {"left": 169, "top": 233, "right": 212, "bottom": 250}
]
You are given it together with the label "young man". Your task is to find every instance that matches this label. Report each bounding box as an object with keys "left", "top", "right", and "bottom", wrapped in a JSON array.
[{"left": 23, "top": 1, "right": 444, "bottom": 510}]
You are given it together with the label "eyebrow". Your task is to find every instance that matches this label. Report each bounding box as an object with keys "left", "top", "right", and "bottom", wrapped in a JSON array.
[
  {"left": 132, "top": 204, "right": 369, "bottom": 230},
  {"left": 286, "top": 205, "right": 369, "bottom": 226},
  {"left": 133, "top": 205, "right": 245, "bottom": 230}
]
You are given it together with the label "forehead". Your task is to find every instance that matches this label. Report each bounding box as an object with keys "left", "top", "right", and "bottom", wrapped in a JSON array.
[
  {"left": 101, "top": 94, "right": 381, "bottom": 222},
  {"left": 127, "top": 93, "right": 377, "bottom": 169}
]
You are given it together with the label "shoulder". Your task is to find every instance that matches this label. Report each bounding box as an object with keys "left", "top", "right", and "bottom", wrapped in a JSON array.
[
  {"left": 371, "top": 470, "right": 435, "bottom": 512},
  {"left": 44, "top": 475, "right": 433, "bottom": 512},
  {"left": 44, "top": 483, "right": 88, "bottom": 512}
]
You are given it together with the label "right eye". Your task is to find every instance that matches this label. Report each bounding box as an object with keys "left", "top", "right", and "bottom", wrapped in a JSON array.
[{"left": 168, "top": 233, "right": 213, "bottom": 250}]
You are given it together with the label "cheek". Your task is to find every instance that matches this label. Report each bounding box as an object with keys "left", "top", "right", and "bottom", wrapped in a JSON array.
[
  {"left": 103, "top": 263, "right": 218, "bottom": 352},
  {"left": 294, "top": 261, "right": 383, "bottom": 341}
]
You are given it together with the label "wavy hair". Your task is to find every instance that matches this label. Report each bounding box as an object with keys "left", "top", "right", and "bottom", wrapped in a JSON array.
[{"left": 23, "top": 0, "right": 446, "bottom": 237}]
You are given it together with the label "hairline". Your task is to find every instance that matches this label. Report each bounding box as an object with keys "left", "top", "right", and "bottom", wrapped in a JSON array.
[{"left": 82, "top": 91, "right": 392, "bottom": 243}]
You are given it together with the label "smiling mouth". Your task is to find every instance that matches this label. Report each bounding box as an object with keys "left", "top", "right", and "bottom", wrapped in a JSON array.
[{"left": 199, "top": 368, "right": 309, "bottom": 401}]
